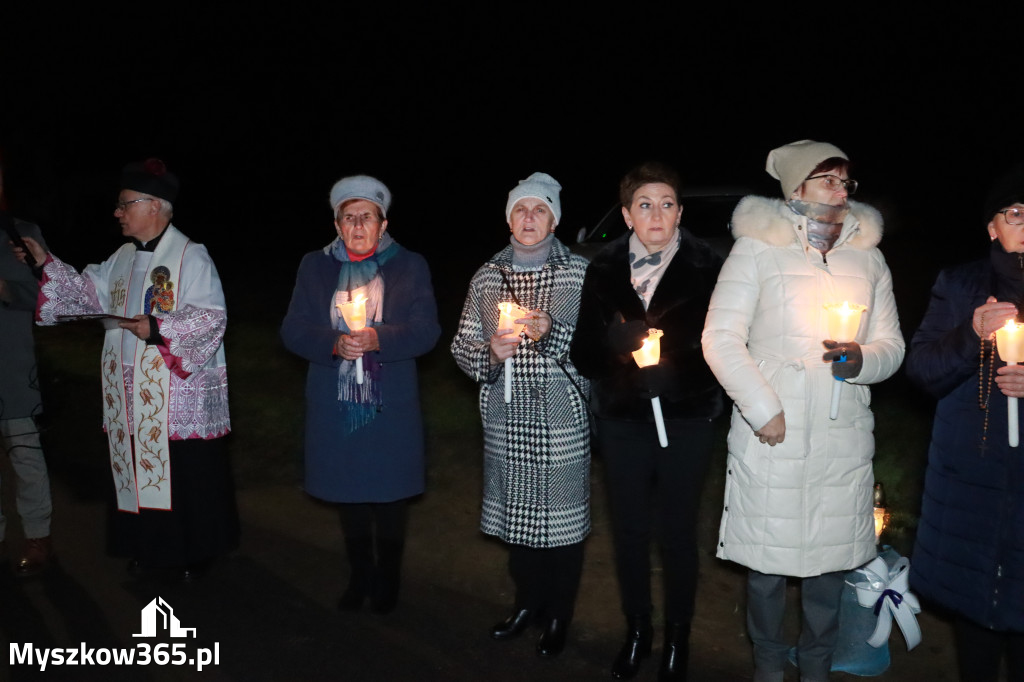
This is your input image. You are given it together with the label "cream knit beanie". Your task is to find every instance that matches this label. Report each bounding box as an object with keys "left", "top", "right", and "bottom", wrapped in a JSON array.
[{"left": 766, "top": 140, "right": 848, "bottom": 197}]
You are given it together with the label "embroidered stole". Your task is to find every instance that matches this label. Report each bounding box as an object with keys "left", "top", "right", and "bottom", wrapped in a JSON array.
[{"left": 101, "top": 227, "right": 189, "bottom": 512}]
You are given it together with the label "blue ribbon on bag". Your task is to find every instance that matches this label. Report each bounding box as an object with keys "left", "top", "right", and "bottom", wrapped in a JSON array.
[{"left": 873, "top": 589, "right": 904, "bottom": 616}]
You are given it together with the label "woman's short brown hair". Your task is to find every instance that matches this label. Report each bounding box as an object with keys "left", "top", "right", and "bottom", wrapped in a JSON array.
[
  {"left": 619, "top": 161, "right": 681, "bottom": 208},
  {"left": 807, "top": 157, "right": 850, "bottom": 178}
]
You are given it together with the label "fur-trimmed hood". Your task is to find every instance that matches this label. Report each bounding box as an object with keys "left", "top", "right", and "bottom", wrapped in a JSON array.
[{"left": 730, "top": 196, "right": 883, "bottom": 250}]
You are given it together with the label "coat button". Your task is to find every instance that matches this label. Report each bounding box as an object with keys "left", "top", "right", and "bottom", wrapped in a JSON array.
[
  {"left": 719, "top": 542, "right": 724, "bottom": 547},
  {"left": 530, "top": 387, "right": 541, "bottom": 398},
  {"left": 724, "top": 506, "right": 729, "bottom": 512}
]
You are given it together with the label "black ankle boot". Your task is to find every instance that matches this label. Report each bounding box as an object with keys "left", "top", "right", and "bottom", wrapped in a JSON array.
[
  {"left": 611, "top": 614, "right": 653, "bottom": 679},
  {"left": 536, "top": 617, "right": 568, "bottom": 657},
  {"left": 658, "top": 621, "right": 690, "bottom": 681},
  {"left": 490, "top": 608, "right": 533, "bottom": 640}
]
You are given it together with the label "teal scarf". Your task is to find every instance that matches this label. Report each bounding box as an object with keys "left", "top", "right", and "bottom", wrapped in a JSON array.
[{"left": 327, "top": 233, "right": 401, "bottom": 432}]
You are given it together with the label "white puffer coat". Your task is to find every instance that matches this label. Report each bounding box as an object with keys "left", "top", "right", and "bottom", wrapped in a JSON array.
[{"left": 702, "top": 196, "right": 904, "bottom": 577}]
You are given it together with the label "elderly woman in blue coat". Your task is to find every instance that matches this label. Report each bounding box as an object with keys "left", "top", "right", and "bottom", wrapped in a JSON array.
[
  {"left": 282, "top": 175, "right": 440, "bottom": 614},
  {"left": 907, "top": 163, "right": 1024, "bottom": 682}
]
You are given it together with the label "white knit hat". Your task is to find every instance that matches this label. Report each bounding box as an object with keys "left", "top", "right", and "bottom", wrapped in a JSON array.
[
  {"left": 329, "top": 175, "right": 392, "bottom": 217},
  {"left": 505, "top": 172, "right": 562, "bottom": 226},
  {"left": 766, "top": 140, "right": 848, "bottom": 197}
]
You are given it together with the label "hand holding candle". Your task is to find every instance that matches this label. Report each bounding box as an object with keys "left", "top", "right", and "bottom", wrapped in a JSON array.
[
  {"left": 497, "top": 302, "right": 529, "bottom": 403},
  {"left": 823, "top": 301, "right": 867, "bottom": 420},
  {"left": 632, "top": 328, "right": 668, "bottom": 447},
  {"left": 994, "top": 319, "right": 1024, "bottom": 447},
  {"left": 337, "top": 294, "right": 368, "bottom": 384}
]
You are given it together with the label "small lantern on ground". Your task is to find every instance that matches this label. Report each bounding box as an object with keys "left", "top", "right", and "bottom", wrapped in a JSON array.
[{"left": 873, "top": 482, "right": 890, "bottom": 544}]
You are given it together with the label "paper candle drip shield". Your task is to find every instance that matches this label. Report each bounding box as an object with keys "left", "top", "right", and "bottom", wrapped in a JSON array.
[
  {"left": 995, "top": 320, "right": 1024, "bottom": 363},
  {"left": 823, "top": 301, "right": 867, "bottom": 421},
  {"left": 337, "top": 294, "right": 368, "bottom": 384},
  {"left": 631, "top": 328, "right": 668, "bottom": 447},
  {"left": 337, "top": 294, "right": 368, "bottom": 332},
  {"left": 823, "top": 301, "right": 867, "bottom": 341},
  {"left": 498, "top": 302, "right": 530, "bottom": 403},
  {"left": 631, "top": 328, "right": 664, "bottom": 368},
  {"left": 994, "top": 319, "right": 1024, "bottom": 447}
]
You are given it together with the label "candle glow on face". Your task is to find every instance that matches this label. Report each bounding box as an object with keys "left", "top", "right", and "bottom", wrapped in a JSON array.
[
  {"left": 631, "top": 328, "right": 664, "bottom": 368},
  {"left": 823, "top": 301, "right": 867, "bottom": 342},
  {"left": 337, "top": 294, "right": 368, "bottom": 331},
  {"left": 995, "top": 320, "right": 1024, "bottom": 363}
]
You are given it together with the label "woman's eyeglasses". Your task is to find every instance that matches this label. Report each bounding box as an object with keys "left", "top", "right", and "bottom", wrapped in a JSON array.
[{"left": 806, "top": 174, "right": 858, "bottom": 195}]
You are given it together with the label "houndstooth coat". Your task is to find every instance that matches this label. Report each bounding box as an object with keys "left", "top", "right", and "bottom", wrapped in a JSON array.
[{"left": 451, "top": 238, "right": 591, "bottom": 548}]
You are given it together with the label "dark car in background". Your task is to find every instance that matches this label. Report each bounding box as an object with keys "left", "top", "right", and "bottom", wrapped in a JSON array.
[{"left": 571, "top": 186, "right": 752, "bottom": 261}]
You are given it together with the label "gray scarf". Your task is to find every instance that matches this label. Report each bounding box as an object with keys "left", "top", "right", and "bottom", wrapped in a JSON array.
[{"left": 787, "top": 199, "right": 849, "bottom": 254}]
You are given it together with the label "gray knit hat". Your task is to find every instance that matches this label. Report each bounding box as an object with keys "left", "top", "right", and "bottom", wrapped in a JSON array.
[
  {"left": 766, "top": 140, "right": 848, "bottom": 197},
  {"left": 329, "top": 175, "right": 392, "bottom": 217},
  {"left": 505, "top": 172, "right": 562, "bottom": 226}
]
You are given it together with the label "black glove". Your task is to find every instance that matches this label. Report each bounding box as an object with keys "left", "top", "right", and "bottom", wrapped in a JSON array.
[
  {"left": 608, "top": 319, "right": 648, "bottom": 355},
  {"left": 823, "top": 340, "right": 863, "bottom": 379},
  {"left": 635, "top": 364, "right": 672, "bottom": 399}
]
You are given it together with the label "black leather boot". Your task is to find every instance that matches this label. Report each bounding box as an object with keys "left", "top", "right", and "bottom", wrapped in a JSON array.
[
  {"left": 611, "top": 614, "right": 653, "bottom": 679},
  {"left": 490, "top": 608, "right": 533, "bottom": 640},
  {"left": 536, "top": 617, "right": 568, "bottom": 657},
  {"left": 337, "top": 536, "right": 373, "bottom": 611},
  {"left": 658, "top": 621, "right": 690, "bottom": 681}
]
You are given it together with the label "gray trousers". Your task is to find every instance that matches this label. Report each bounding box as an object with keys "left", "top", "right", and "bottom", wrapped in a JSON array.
[
  {"left": 746, "top": 569, "right": 845, "bottom": 682},
  {"left": 0, "top": 417, "right": 52, "bottom": 541}
]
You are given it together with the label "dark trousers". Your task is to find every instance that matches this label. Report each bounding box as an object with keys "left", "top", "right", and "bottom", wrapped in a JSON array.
[
  {"left": 954, "top": 616, "right": 1024, "bottom": 682},
  {"left": 508, "top": 542, "right": 584, "bottom": 621},
  {"left": 746, "top": 570, "right": 845, "bottom": 681},
  {"left": 338, "top": 499, "right": 409, "bottom": 582},
  {"left": 597, "top": 417, "right": 714, "bottom": 623}
]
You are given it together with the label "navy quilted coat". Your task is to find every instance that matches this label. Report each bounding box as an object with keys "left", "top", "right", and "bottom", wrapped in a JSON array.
[{"left": 906, "top": 255, "right": 1024, "bottom": 632}]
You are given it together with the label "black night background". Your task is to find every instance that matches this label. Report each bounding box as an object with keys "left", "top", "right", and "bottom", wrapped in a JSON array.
[
  {"left": 3, "top": 5, "right": 1024, "bottom": 680},
  {"left": 4, "top": 5, "right": 1023, "bottom": 324}
]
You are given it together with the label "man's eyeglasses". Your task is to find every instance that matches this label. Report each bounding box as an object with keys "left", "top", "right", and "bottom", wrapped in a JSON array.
[
  {"left": 996, "top": 208, "right": 1024, "bottom": 226},
  {"left": 114, "top": 198, "right": 155, "bottom": 212},
  {"left": 806, "top": 174, "right": 858, "bottom": 195}
]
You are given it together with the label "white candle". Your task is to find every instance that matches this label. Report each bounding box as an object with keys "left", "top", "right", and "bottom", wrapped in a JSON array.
[
  {"left": 994, "top": 320, "right": 1024, "bottom": 447},
  {"left": 823, "top": 301, "right": 867, "bottom": 420},
  {"left": 337, "top": 294, "right": 368, "bottom": 384},
  {"left": 650, "top": 396, "right": 668, "bottom": 448},
  {"left": 498, "top": 302, "right": 529, "bottom": 403},
  {"left": 632, "top": 329, "right": 668, "bottom": 448}
]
